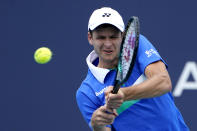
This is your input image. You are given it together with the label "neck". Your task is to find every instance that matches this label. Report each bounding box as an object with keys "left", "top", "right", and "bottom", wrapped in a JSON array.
[{"left": 97, "top": 59, "right": 118, "bottom": 69}]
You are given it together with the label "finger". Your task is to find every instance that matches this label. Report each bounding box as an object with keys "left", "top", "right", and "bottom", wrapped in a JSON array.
[
  {"left": 108, "top": 93, "right": 123, "bottom": 101},
  {"left": 107, "top": 103, "right": 122, "bottom": 110},
  {"left": 103, "top": 106, "right": 117, "bottom": 117},
  {"left": 105, "top": 106, "right": 113, "bottom": 113},
  {"left": 107, "top": 96, "right": 123, "bottom": 106},
  {"left": 107, "top": 102, "right": 122, "bottom": 108},
  {"left": 113, "top": 109, "right": 118, "bottom": 116},
  {"left": 104, "top": 86, "right": 114, "bottom": 96},
  {"left": 97, "top": 118, "right": 114, "bottom": 125},
  {"left": 93, "top": 117, "right": 112, "bottom": 127},
  {"left": 103, "top": 112, "right": 116, "bottom": 120},
  {"left": 99, "top": 105, "right": 115, "bottom": 115},
  {"left": 97, "top": 110, "right": 115, "bottom": 121},
  {"left": 105, "top": 86, "right": 114, "bottom": 102},
  {"left": 108, "top": 98, "right": 123, "bottom": 105},
  {"left": 99, "top": 105, "right": 110, "bottom": 112}
]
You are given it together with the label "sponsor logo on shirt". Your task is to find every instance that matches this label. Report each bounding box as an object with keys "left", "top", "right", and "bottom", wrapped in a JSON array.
[
  {"left": 95, "top": 87, "right": 107, "bottom": 96},
  {"left": 145, "top": 49, "right": 159, "bottom": 57}
]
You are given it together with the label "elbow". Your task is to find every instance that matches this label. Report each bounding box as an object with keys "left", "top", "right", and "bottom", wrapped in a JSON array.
[
  {"left": 160, "top": 73, "right": 172, "bottom": 93},
  {"left": 166, "top": 79, "right": 172, "bottom": 93}
]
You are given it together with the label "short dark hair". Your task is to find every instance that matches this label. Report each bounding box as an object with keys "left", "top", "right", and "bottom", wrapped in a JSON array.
[{"left": 88, "top": 24, "right": 121, "bottom": 35}]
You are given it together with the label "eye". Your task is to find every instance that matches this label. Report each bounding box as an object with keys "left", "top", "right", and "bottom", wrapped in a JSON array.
[
  {"left": 110, "top": 36, "right": 119, "bottom": 39},
  {"left": 96, "top": 36, "right": 106, "bottom": 40}
]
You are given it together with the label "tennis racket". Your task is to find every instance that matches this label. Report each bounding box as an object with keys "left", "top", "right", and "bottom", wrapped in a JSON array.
[{"left": 112, "top": 16, "right": 140, "bottom": 94}]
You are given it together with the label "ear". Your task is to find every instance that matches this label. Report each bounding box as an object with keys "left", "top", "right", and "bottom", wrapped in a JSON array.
[
  {"left": 87, "top": 32, "right": 93, "bottom": 45},
  {"left": 121, "top": 32, "right": 124, "bottom": 39}
]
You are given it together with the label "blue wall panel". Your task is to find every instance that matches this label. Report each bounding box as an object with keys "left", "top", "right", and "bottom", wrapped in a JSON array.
[{"left": 0, "top": 0, "right": 196, "bottom": 130}]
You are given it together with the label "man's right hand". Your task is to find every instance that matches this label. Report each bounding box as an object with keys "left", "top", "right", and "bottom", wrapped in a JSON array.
[{"left": 91, "top": 105, "right": 116, "bottom": 130}]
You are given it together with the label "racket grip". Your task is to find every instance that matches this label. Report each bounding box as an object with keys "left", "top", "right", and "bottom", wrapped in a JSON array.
[
  {"left": 106, "top": 110, "right": 118, "bottom": 117},
  {"left": 112, "top": 80, "right": 120, "bottom": 94}
]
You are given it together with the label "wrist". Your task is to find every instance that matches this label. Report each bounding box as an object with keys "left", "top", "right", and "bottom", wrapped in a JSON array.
[
  {"left": 120, "top": 87, "right": 128, "bottom": 101},
  {"left": 91, "top": 124, "right": 105, "bottom": 131},
  {"left": 91, "top": 120, "right": 104, "bottom": 130}
]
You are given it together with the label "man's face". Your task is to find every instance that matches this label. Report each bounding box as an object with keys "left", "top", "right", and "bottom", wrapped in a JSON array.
[{"left": 88, "top": 25, "right": 123, "bottom": 68}]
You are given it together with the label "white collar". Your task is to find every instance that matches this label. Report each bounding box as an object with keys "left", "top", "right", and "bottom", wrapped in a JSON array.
[
  {"left": 86, "top": 51, "right": 147, "bottom": 84},
  {"left": 86, "top": 51, "right": 110, "bottom": 84}
]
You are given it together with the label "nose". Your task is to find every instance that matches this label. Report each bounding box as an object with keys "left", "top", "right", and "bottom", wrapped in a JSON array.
[{"left": 104, "top": 38, "right": 112, "bottom": 48}]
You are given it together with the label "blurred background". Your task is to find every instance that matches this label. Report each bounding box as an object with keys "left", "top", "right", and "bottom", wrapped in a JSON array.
[{"left": 0, "top": 0, "right": 196, "bottom": 130}]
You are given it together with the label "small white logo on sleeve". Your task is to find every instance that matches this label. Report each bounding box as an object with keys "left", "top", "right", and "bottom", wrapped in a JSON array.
[{"left": 145, "top": 49, "right": 159, "bottom": 57}]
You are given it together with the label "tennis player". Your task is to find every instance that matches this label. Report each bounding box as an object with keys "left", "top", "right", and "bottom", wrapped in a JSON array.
[{"left": 76, "top": 7, "right": 189, "bottom": 131}]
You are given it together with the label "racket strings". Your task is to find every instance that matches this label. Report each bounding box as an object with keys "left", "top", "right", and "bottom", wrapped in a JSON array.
[
  {"left": 113, "top": 16, "right": 139, "bottom": 94},
  {"left": 121, "top": 21, "right": 136, "bottom": 79}
]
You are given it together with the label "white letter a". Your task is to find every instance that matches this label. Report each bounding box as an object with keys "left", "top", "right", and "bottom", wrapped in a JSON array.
[{"left": 173, "top": 61, "right": 197, "bottom": 97}]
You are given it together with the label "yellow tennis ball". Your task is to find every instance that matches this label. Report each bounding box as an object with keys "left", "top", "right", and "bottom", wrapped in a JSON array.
[{"left": 34, "top": 47, "right": 52, "bottom": 64}]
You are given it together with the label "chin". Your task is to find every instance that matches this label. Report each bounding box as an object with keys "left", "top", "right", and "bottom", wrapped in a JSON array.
[{"left": 105, "top": 57, "right": 118, "bottom": 63}]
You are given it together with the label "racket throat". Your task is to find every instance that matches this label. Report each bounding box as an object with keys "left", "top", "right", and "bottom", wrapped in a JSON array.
[{"left": 112, "top": 80, "right": 122, "bottom": 94}]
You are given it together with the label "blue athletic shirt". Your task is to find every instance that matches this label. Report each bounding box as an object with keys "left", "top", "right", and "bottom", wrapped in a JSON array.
[{"left": 76, "top": 35, "right": 189, "bottom": 131}]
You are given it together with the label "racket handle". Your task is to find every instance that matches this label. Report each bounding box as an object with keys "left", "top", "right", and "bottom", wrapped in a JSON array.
[
  {"left": 112, "top": 80, "right": 120, "bottom": 94},
  {"left": 106, "top": 110, "right": 118, "bottom": 117}
]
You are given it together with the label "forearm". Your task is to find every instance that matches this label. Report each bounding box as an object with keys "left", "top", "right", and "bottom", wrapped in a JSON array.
[
  {"left": 92, "top": 126, "right": 111, "bottom": 131},
  {"left": 121, "top": 71, "right": 172, "bottom": 101}
]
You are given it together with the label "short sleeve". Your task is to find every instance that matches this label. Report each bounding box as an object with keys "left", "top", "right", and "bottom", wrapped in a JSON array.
[
  {"left": 137, "top": 35, "right": 167, "bottom": 73},
  {"left": 76, "top": 88, "right": 99, "bottom": 129}
]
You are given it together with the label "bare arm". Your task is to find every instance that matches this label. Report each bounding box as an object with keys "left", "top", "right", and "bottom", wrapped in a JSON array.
[
  {"left": 106, "top": 127, "right": 111, "bottom": 131},
  {"left": 92, "top": 127, "right": 111, "bottom": 131},
  {"left": 121, "top": 61, "right": 172, "bottom": 101},
  {"left": 105, "top": 61, "right": 172, "bottom": 109}
]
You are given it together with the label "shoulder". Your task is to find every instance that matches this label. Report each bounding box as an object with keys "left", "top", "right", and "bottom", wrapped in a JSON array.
[
  {"left": 76, "top": 69, "right": 100, "bottom": 99},
  {"left": 76, "top": 70, "right": 103, "bottom": 109},
  {"left": 139, "top": 34, "right": 154, "bottom": 48},
  {"left": 135, "top": 34, "right": 167, "bottom": 73},
  {"left": 137, "top": 34, "right": 160, "bottom": 56},
  {"left": 76, "top": 70, "right": 94, "bottom": 95}
]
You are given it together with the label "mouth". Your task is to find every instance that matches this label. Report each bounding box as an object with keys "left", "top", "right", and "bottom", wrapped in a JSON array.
[{"left": 103, "top": 50, "right": 113, "bottom": 54}]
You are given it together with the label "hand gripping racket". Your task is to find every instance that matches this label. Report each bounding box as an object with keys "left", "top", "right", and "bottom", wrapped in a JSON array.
[{"left": 112, "top": 16, "right": 140, "bottom": 94}]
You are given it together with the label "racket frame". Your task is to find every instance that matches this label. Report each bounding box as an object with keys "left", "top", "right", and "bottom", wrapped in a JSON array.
[{"left": 112, "top": 16, "right": 140, "bottom": 94}]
